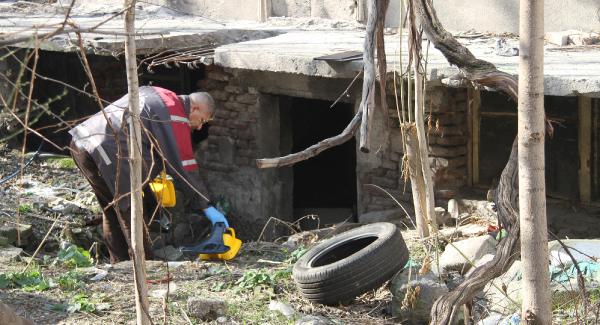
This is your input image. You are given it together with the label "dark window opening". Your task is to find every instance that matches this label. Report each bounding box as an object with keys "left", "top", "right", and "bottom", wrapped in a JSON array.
[
  {"left": 19, "top": 50, "right": 204, "bottom": 152},
  {"left": 478, "top": 92, "right": 579, "bottom": 200},
  {"left": 283, "top": 97, "right": 357, "bottom": 229},
  {"left": 592, "top": 98, "right": 600, "bottom": 201}
]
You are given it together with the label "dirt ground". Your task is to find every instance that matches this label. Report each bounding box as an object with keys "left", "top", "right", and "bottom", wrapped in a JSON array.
[
  {"left": 0, "top": 145, "right": 405, "bottom": 324},
  {"left": 1, "top": 143, "right": 600, "bottom": 324}
]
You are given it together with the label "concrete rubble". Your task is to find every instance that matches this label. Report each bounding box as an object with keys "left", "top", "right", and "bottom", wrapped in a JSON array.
[
  {"left": 186, "top": 297, "right": 228, "bottom": 321},
  {"left": 391, "top": 269, "right": 448, "bottom": 324},
  {"left": 439, "top": 235, "right": 497, "bottom": 275}
]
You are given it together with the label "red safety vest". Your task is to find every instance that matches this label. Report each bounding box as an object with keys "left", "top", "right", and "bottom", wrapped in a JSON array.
[{"left": 153, "top": 87, "right": 198, "bottom": 172}]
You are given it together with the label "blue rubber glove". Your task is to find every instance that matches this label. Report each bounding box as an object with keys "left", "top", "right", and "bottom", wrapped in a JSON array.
[{"left": 203, "top": 206, "right": 229, "bottom": 228}]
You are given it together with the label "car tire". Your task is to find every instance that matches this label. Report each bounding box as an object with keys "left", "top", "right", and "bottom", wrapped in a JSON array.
[{"left": 292, "top": 222, "right": 409, "bottom": 305}]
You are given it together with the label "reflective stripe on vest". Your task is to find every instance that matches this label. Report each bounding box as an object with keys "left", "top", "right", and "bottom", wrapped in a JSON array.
[
  {"left": 153, "top": 86, "right": 198, "bottom": 172},
  {"left": 170, "top": 115, "right": 190, "bottom": 124}
]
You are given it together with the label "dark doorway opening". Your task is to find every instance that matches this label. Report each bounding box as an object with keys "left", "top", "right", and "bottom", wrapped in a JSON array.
[
  {"left": 283, "top": 97, "right": 357, "bottom": 229},
  {"left": 478, "top": 92, "right": 579, "bottom": 201}
]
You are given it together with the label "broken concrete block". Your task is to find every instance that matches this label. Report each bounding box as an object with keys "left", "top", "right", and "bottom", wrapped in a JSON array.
[
  {"left": 358, "top": 208, "right": 405, "bottom": 224},
  {"left": 0, "top": 246, "right": 24, "bottom": 262},
  {"left": 546, "top": 31, "right": 569, "bottom": 46},
  {"left": 447, "top": 199, "right": 459, "bottom": 220},
  {"left": 268, "top": 301, "right": 296, "bottom": 319},
  {"left": 579, "top": 32, "right": 600, "bottom": 45},
  {"left": 0, "top": 236, "right": 9, "bottom": 247},
  {"left": 187, "top": 297, "right": 227, "bottom": 321},
  {"left": 465, "top": 253, "right": 495, "bottom": 277},
  {"left": 295, "top": 315, "right": 334, "bottom": 325},
  {"left": 152, "top": 245, "right": 183, "bottom": 261},
  {"left": 434, "top": 207, "right": 451, "bottom": 226},
  {"left": 391, "top": 271, "right": 448, "bottom": 324},
  {"left": 0, "top": 224, "right": 32, "bottom": 246},
  {"left": 439, "top": 235, "right": 497, "bottom": 275}
]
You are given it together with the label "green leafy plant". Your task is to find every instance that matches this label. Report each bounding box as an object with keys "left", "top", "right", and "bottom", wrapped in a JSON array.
[
  {"left": 210, "top": 281, "right": 227, "bottom": 292},
  {"left": 57, "top": 271, "right": 85, "bottom": 291},
  {"left": 47, "top": 157, "right": 76, "bottom": 169},
  {"left": 56, "top": 244, "right": 93, "bottom": 268},
  {"left": 235, "top": 268, "right": 292, "bottom": 292},
  {"left": 53, "top": 293, "right": 96, "bottom": 313},
  {"left": 0, "top": 270, "right": 54, "bottom": 292},
  {"left": 286, "top": 247, "right": 308, "bottom": 264},
  {"left": 17, "top": 204, "right": 33, "bottom": 214}
]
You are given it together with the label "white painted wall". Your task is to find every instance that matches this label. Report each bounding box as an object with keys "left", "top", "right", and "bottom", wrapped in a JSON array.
[
  {"left": 386, "top": 0, "right": 600, "bottom": 33},
  {"left": 167, "top": 0, "right": 599, "bottom": 33}
]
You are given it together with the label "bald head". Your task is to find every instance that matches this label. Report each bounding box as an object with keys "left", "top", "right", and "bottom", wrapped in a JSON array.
[
  {"left": 188, "top": 92, "right": 215, "bottom": 130},
  {"left": 189, "top": 92, "right": 215, "bottom": 115}
]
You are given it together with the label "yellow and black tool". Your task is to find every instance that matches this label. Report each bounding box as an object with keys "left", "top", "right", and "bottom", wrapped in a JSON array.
[
  {"left": 181, "top": 222, "right": 242, "bottom": 261},
  {"left": 149, "top": 172, "right": 242, "bottom": 261}
]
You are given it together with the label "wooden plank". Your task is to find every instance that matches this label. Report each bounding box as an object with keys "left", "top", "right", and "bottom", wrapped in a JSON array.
[
  {"left": 480, "top": 111, "right": 518, "bottom": 118},
  {"left": 594, "top": 99, "right": 599, "bottom": 202},
  {"left": 469, "top": 88, "right": 481, "bottom": 185},
  {"left": 579, "top": 96, "right": 592, "bottom": 203},
  {"left": 466, "top": 87, "right": 473, "bottom": 186},
  {"left": 258, "top": 0, "right": 269, "bottom": 23},
  {"left": 356, "top": 0, "right": 366, "bottom": 22}
]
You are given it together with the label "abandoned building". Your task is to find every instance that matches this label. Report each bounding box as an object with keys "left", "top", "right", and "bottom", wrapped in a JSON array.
[{"left": 1, "top": 0, "right": 599, "bottom": 240}]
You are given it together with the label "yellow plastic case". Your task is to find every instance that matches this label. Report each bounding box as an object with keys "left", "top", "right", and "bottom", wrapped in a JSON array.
[
  {"left": 199, "top": 228, "right": 242, "bottom": 261},
  {"left": 149, "top": 172, "right": 176, "bottom": 207}
]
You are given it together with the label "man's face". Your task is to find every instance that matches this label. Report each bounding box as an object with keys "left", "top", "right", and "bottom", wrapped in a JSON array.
[{"left": 189, "top": 102, "right": 212, "bottom": 130}]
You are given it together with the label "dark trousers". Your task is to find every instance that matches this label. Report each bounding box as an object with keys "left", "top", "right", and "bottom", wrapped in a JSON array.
[{"left": 70, "top": 141, "right": 154, "bottom": 264}]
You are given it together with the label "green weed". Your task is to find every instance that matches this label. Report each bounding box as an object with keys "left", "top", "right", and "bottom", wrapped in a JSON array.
[
  {"left": 57, "top": 271, "right": 85, "bottom": 291},
  {"left": 235, "top": 268, "right": 292, "bottom": 292},
  {"left": 53, "top": 293, "right": 97, "bottom": 313},
  {"left": 56, "top": 244, "right": 93, "bottom": 268},
  {"left": 17, "top": 204, "right": 33, "bottom": 214},
  {"left": 0, "top": 269, "right": 54, "bottom": 292},
  {"left": 47, "top": 157, "right": 76, "bottom": 169}
]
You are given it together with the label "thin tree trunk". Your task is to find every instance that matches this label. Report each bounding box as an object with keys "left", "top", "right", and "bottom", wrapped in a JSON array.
[
  {"left": 404, "top": 124, "right": 429, "bottom": 238},
  {"left": 412, "top": 56, "right": 436, "bottom": 234},
  {"left": 359, "top": 0, "right": 378, "bottom": 153},
  {"left": 408, "top": 0, "right": 436, "bottom": 234},
  {"left": 124, "top": 1, "right": 150, "bottom": 324},
  {"left": 518, "top": 0, "right": 551, "bottom": 322}
]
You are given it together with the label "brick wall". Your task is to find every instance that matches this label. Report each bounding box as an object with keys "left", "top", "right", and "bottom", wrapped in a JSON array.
[
  {"left": 427, "top": 87, "right": 468, "bottom": 196},
  {"left": 195, "top": 65, "right": 285, "bottom": 240},
  {"left": 357, "top": 85, "right": 468, "bottom": 214},
  {"left": 195, "top": 66, "right": 470, "bottom": 235}
]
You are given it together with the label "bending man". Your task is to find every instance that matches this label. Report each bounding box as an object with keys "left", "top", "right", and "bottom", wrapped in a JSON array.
[{"left": 69, "top": 86, "right": 227, "bottom": 263}]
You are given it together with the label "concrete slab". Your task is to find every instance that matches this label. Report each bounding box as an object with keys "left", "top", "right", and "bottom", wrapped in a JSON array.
[
  {"left": 2, "top": 1, "right": 599, "bottom": 97},
  {"left": 216, "top": 31, "right": 600, "bottom": 97}
]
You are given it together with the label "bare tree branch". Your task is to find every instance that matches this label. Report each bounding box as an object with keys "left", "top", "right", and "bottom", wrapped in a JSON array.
[{"left": 256, "top": 109, "right": 362, "bottom": 168}]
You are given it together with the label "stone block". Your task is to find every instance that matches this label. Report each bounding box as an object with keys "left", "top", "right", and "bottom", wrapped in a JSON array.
[
  {"left": 429, "top": 145, "right": 467, "bottom": 158},
  {"left": 0, "top": 224, "right": 32, "bottom": 246},
  {"left": 370, "top": 176, "right": 398, "bottom": 189},
  {"left": 439, "top": 235, "right": 497, "bottom": 275},
  {"left": 224, "top": 85, "right": 244, "bottom": 94},
  {"left": 434, "top": 207, "right": 451, "bottom": 226},
  {"left": 294, "top": 315, "right": 334, "bottom": 325},
  {"left": 207, "top": 70, "right": 231, "bottom": 82},
  {"left": 223, "top": 101, "right": 248, "bottom": 111},
  {"left": 187, "top": 297, "right": 227, "bottom": 321},
  {"left": 236, "top": 93, "right": 258, "bottom": 105},
  {"left": 209, "top": 90, "right": 230, "bottom": 101},
  {"left": 0, "top": 246, "right": 23, "bottom": 262},
  {"left": 391, "top": 271, "right": 448, "bottom": 324},
  {"left": 433, "top": 136, "right": 466, "bottom": 146},
  {"left": 447, "top": 199, "right": 459, "bottom": 220}
]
